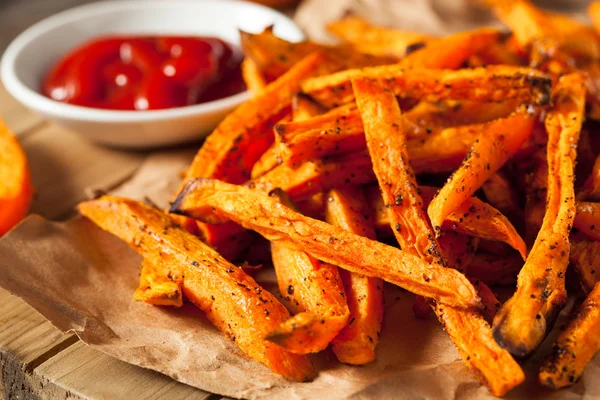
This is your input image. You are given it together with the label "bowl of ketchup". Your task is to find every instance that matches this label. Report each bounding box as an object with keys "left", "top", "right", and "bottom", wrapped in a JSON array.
[{"left": 0, "top": 0, "right": 304, "bottom": 148}]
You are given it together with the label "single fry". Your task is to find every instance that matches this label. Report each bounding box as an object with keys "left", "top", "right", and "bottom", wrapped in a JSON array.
[
  {"left": 170, "top": 179, "right": 480, "bottom": 309},
  {"left": 240, "top": 29, "right": 395, "bottom": 78},
  {"left": 0, "top": 119, "right": 33, "bottom": 236},
  {"left": 493, "top": 73, "right": 586, "bottom": 358},
  {"left": 539, "top": 282, "right": 600, "bottom": 389},
  {"left": 353, "top": 77, "right": 444, "bottom": 264},
  {"left": 78, "top": 196, "right": 315, "bottom": 381},
  {"left": 248, "top": 151, "right": 375, "bottom": 202},
  {"left": 590, "top": 1, "right": 600, "bottom": 36},
  {"left": 369, "top": 185, "right": 526, "bottom": 258},
  {"left": 327, "top": 16, "right": 429, "bottom": 58},
  {"left": 432, "top": 302, "right": 525, "bottom": 397},
  {"left": 301, "top": 65, "right": 552, "bottom": 108},
  {"left": 251, "top": 143, "right": 280, "bottom": 179},
  {"left": 438, "top": 197, "right": 527, "bottom": 261},
  {"left": 353, "top": 77, "right": 523, "bottom": 397},
  {"left": 268, "top": 241, "right": 349, "bottom": 354},
  {"left": 325, "top": 187, "right": 384, "bottom": 365},
  {"left": 574, "top": 202, "right": 600, "bottom": 241},
  {"left": 292, "top": 92, "right": 326, "bottom": 121},
  {"left": 428, "top": 109, "right": 537, "bottom": 232},
  {"left": 570, "top": 239, "right": 600, "bottom": 294},
  {"left": 134, "top": 258, "right": 183, "bottom": 307},
  {"left": 400, "top": 28, "right": 501, "bottom": 69},
  {"left": 241, "top": 58, "right": 268, "bottom": 94}
]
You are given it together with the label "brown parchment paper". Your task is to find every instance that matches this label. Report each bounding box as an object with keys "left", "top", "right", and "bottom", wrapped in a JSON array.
[{"left": 1, "top": 147, "right": 599, "bottom": 399}]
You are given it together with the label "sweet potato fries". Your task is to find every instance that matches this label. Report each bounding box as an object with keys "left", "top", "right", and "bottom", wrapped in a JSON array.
[{"left": 76, "top": 1, "right": 600, "bottom": 396}]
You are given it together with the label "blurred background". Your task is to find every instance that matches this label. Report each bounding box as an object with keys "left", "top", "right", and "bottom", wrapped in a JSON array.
[{"left": 0, "top": 0, "right": 594, "bottom": 53}]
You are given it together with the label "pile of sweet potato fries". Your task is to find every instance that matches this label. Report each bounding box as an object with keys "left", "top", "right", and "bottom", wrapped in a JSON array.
[{"left": 78, "top": 0, "right": 600, "bottom": 396}]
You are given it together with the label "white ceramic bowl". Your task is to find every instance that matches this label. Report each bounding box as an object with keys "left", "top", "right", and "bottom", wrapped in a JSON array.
[{"left": 0, "top": 0, "right": 304, "bottom": 148}]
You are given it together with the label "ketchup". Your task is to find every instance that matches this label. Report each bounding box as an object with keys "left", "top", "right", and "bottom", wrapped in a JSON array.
[{"left": 43, "top": 36, "right": 246, "bottom": 110}]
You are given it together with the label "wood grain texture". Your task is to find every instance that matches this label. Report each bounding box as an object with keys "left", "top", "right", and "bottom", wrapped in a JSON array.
[
  {"left": 0, "top": 288, "right": 78, "bottom": 399},
  {"left": 35, "top": 342, "right": 214, "bottom": 400}
]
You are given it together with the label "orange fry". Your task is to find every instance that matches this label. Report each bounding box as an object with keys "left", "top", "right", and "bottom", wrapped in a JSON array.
[
  {"left": 301, "top": 65, "right": 552, "bottom": 109},
  {"left": 400, "top": 28, "right": 501, "bottom": 69},
  {"left": 352, "top": 76, "right": 523, "bottom": 397},
  {"left": 574, "top": 202, "right": 600, "bottom": 241},
  {"left": 78, "top": 196, "right": 314, "bottom": 381},
  {"left": 327, "top": 16, "right": 429, "bottom": 58},
  {"left": 493, "top": 73, "right": 586, "bottom": 358},
  {"left": 539, "top": 282, "right": 600, "bottom": 389},
  {"left": 428, "top": 109, "right": 537, "bottom": 232},
  {"left": 570, "top": 239, "right": 600, "bottom": 294},
  {"left": 241, "top": 58, "right": 268, "bottom": 94},
  {"left": 325, "top": 186, "right": 384, "bottom": 365},
  {"left": 268, "top": 240, "right": 349, "bottom": 354},
  {"left": 171, "top": 179, "right": 480, "bottom": 309},
  {"left": 248, "top": 151, "right": 375, "bottom": 202}
]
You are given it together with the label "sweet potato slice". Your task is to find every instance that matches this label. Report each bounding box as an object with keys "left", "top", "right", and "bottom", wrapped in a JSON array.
[
  {"left": 493, "top": 73, "right": 586, "bottom": 358},
  {"left": 292, "top": 92, "right": 326, "bottom": 121},
  {"left": 78, "top": 196, "right": 314, "bottom": 381},
  {"left": 352, "top": 78, "right": 523, "bottom": 396},
  {"left": 428, "top": 109, "right": 537, "bottom": 232},
  {"left": 399, "top": 28, "right": 501, "bottom": 70},
  {"left": 432, "top": 301, "right": 525, "bottom": 396},
  {"left": 248, "top": 151, "right": 375, "bottom": 202},
  {"left": 267, "top": 241, "right": 349, "bottom": 354},
  {"left": 590, "top": 1, "right": 600, "bottom": 36},
  {"left": 0, "top": 119, "right": 33, "bottom": 236},
  {"left": 251, "top": 144, "right": 280, "bottom": 179},
  {"left": 325, "top": 187, "right": 384, "bottom": 365},
  {"left": 539, "top": 282, "right": 600, "bottom": 389},
  {"left": 570, "top": 239, "right": 600, "bottom": 294},
  {"left": 327, "top": 16, "right": 429, "bottom": 58},
  {"left": 240, "top": 29, "right": 396, "bottom": 79},
  {"left": 241, "top": 58, "right": 268, "bottom": 94},
  {"left": 265, "top": 190, "right": 349, "bottom": 354},
  {"left": 439, "top": 197, "right": 527, "bottom": 261},
  {"left": 301, "top": 65, "right": 552, "bottom": 109},
  {"left": 171, "top": 179, "right": 480, "bottom": 309},
  {"left": 574, "top": 202, "right": 600, "bottom": 241},
  {"left": 134, "top": 258, "right": 183, "bottom": 307},
  {"left": 353, "top": 77, "right": 444, "bottom": 264},
  {"left": 369, "top": 185, "right": 526, "bottom": 258}
]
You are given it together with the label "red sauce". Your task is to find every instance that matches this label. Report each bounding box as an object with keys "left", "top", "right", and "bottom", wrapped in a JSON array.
[{"left": 42, "top": 36, "right": 246, "bottom": 110}]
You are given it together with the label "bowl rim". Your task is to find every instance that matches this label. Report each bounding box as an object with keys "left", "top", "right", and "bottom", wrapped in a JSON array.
[{"left": 0, "top": 0, "right": 303, "bottom": 122}]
